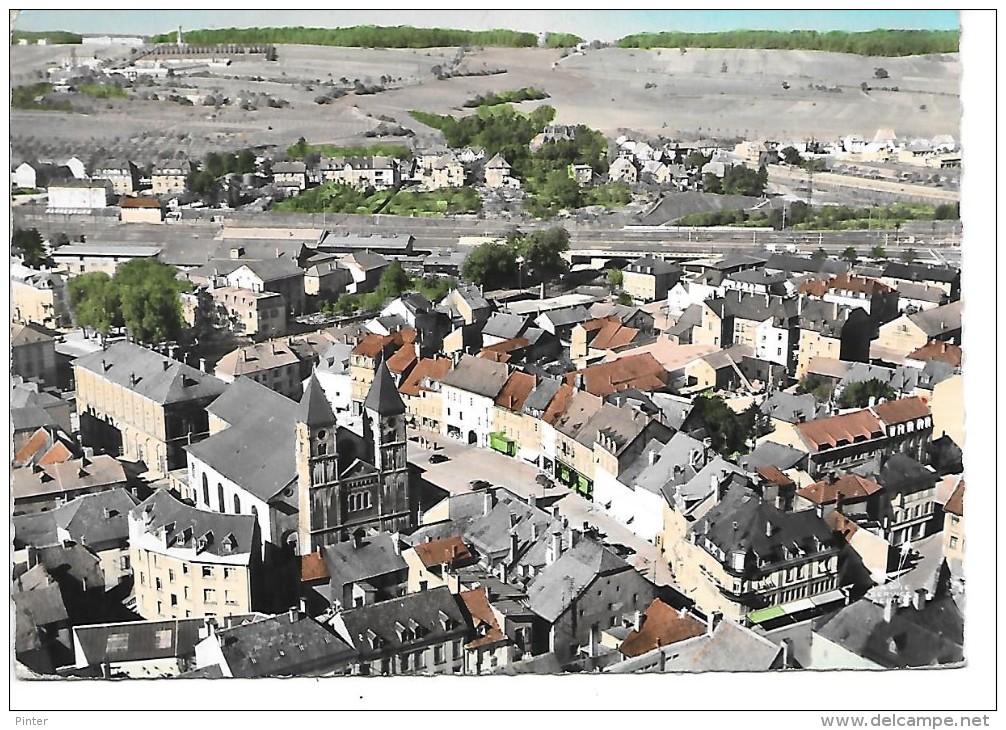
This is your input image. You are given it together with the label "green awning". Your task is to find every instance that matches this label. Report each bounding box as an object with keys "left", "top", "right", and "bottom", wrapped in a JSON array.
[{"left": 747, "top": 605, "right": 786, "bottom": 624}]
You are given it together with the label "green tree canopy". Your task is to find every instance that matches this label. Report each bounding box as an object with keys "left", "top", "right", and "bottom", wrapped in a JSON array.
[
  {"left": 607, "top": 269, "right": 623, "bottom": 288},
  {"left": 689, "top": 394, "right": 759, "bottom": 456},
  {"left": 721, "top": 165, "right": 767, "bottom": 196},
  {"left": 841, "top": 247, "right": 858, "bottom": 262},
  {"left": 68, "top": 272, "right": 122, "bottom": 335},
  {"left": 511, "top": 227, "right": 571, "bottom": 283},
  {"left": 377, "top": 261, "right": 411, "bottom": 299},
  {"left": 838, "top": 379, "right": 897, "bottom": 408},
  {"left": 461, "top": 242, "right": 518, "bottom": 289},
  {"left": 12, "top": 227, "right": 50, "bottom": 268},
  {"left": 870, "top": 245, "right": 887, "bottom": 259},
  {"left": 780, "top": 146, "right": 803, "bottom": 166}
]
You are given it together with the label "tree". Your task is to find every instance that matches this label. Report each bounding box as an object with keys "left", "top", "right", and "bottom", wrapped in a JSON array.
[
  {"left": 512, "top": 227, "right": 570, "bottom": 283},
  {"left": 703, "top": 172, "right": 723, "bottom": 194},
  {"left": 874, "top": 67, "right": 890, "bottom": 79},
  {"left": 616, "top": 292, "right": 633, "bottom": 306},
  {"left": 780, "top": 146, "right": 803, "bottom": 166},
  {"left": 838, "top": 379, "right": 897, "bottom": 408},
  {"left": 720, "top": 165, "right": 767, "bottom": 196},
  {"left": 69, "top": 272, "right": 122, "bottom": 335},
  {"left": 607, "top": 269, "right": 623, "bottom": 288},
  {"left": 811, "top": 247, "right": 828, "bottom": 260},
  {"left": 841, "top": 247, "right": 858, "bottom": 262},
  {"left": 871, "top": 245, "right": 887, "bottom": 259},
  {"left": 901, "top": 248, "right": 918, "bottom": 263},
  {"left": 685, "top": 151, "right": 711, "bottom": 170},
  {"left": 12, "top": 227, "right": 49, "bottom": 268},
  {"left": 796, "top": 376, "right": 833, "bottom": 401},
  {"left": 689, "top": 394, "right": 757, "bottom": 456},
  {"left": 113, "top": 259, "right": 190, "bottom": 344},
  {"left": 290, "top": 136, "right": 309, "bottom": 158},
  {"left": 461, "top": 242, "right": 517, "bottom": 289},
  {"left": 236, "top": 149, "right": 257, "bottom": 174},
  {"left": 377, "top": 261, "right": 410, "bottom": 299}
]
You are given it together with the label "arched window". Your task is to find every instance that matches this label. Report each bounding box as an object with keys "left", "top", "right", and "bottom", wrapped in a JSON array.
[
  {"left": 201, "top": 474, "right": 209, "bottom": 506},
  {"left": 233, "top": 494, "right": 241, "bottom": 514},
  {"left": 217, "top": 484, "right": 225, "bottom": 512}
]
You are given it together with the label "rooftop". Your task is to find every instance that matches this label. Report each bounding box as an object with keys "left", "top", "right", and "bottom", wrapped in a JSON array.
[
  {"left": 130, "top": 489, "right": 258, "bottom": 558},
  {"left": 439, "top": 355, "right": 510, "bottom": 399},
  {"left": 618, "top": 599, "right": 706, "bottom": 658}
]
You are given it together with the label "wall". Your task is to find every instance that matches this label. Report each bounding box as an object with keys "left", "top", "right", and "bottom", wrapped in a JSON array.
[
  {"left": 809, "top": 634, "right": 882, "bottom": 670},
  {"left": 131, "top": 544, "right": 252, "bottom": 621},
  {"left": 876, "top": 317, "right": 928, "bottom": 357}
]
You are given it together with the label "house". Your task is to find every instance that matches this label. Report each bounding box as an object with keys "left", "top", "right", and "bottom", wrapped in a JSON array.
[
  {"left": 119, "top": 196, "right": 165, "bottom": 224},
  {"left": 721, "top": 268, "right": 793, "bottom": 297},
  {"left": 798, "top": 274, "right": 900, "bottom": 325},
  {"left": 439, "top": 284, "right": 492, "bottom": 327},
  {"left": 767, "top": 397, "right": 933, "bottom": 477},
  {"left": 151, "top": 162, "right": 191, "bottom": 196},
  {"left": 564, "top": 352, "right": 668, "bottom": 398},
  {"left": 302, "top": 257, "right": 352, "bottom": 299},
  {"left": 571, "top": 164, "right": 593, "bottom": 186},
  {"left": 608, "top": 156, "right": 638, "bottom": 184},
  {"left": 195, "top": 257, "right": 306, "bottom": 317},
  {"left": 402, "top": 535, "right": 475, "bottom": 594},
  {"left": 11, "top": 261, "right": 71, "bottom": 328},
  {"left": 623, "top": 257, "right": 682, "bottom": 303},
  {"left": 72, "top": 614, "right": 265, "bottom": 678},
  {"left": 194, "top": 286, "right": 288, "bottom": 340},
  {"left": 272, "top": 161, "right": 309, "bottom": 192},
  {"left": 195, "top": 611, "right": 356, "bottom": 677},
  {"left": 12, "top": 160, "right": 73, "bottom": 190},
  {"left": 338, "top": 251, "right": 390, "bottom": 294},
  {"left": 51, "top": 242, "right": 161, "bottom": 276},
  {"left": 12, "top": 454, "right": 131, "bottom": 516},
  {"left": 440, "top": 355, "right": 511, "bottom": 447},
  {"left": 810, "top": 594, "right": 963, "bottom": 669},
  {"left": 11, "top": 324, "right": 59, "bottom": 388},
  {"left": 607, "top": 615, "right": 785, "bottom": 672},
  {"left": 535, "top": 305, "right": 590, "bottom": 342},
  {"left": 330, "top": 585, "right": 470, "bottom": 675},
  {"left": 382, "top": 293, "right": 434, "bottom": 328},
  {"left": 764, "top": 253, "right": 851, "bottom": 278},
  {"left": 525, "top": 536, "right": 657, "bottom": 665},
  {"left": 311, "top": 342, "right": 355, "bottom": 416},
  {"left": 414, "top": 151, "right": 466, "bottom": 190},
  {"left": 671, "top": 482, "right": 843, "bottom": 624},
  {"left": 12, "top": 425, "right": 79, "bottom": 468},
  {"left": 214, "top": 339, "right": 304, "bottom": 398},
  {"left": 459, "top": 586, "right": 523, "bottom": 674},
  {"left": 893, "top": 282, "right": 947, "bottom": 313},
  {"left": 864, "top": 453, "right": 941, "bottom": 547},
  {"left": 880, "top": 262, "right": 960, "bottom": 300},
  {"left": 349, "top": 329, "right": 417, "bottom": 404},
  {"left": 616, "top": 598, "right": 706, "bottom": 658},
  {"left": 942, "top": 478, "right": 964, "bottom": 570},
  {"left": 13, "top": 564, "right": 72, "bottom": 674},
  {"left": 570, "top": 317, "right": 646, "bottom": 365},
  {"left": 795, "top": 300, "right": 873, "bottom": 379},
  {"left": 489, "top": 371, "right": 539, "bottom": 459},
  {"left": 398, "top": 357, "right": 453, "bottom": 432},
  {"left": 74, "top": 342, "right": 227, "bottom": 476},
  {"left": 875, "top": 301, "right": 963, "bottom": 359},
  {"left": 92, "top": 160, "right": 140, "bottom": 195},
  {"left": 12, "top": 380, "right": 73, "bottom": 446},
  {"left": 318, "top": 156, "right": 400, "bottom": 190},
  {"left": 129, "top": 489, "right": 262, "bottom": 621},
  {"left": 794, "top": 473, "right": 883, "bottom": 518},
  {"left": 484, "top": 153, "right": 516, "bottom": 188},
  {"left": 320, "top": 531, "right": 408, "bottom": 610},
  {"left": 47, "top": 180, "right": 113, "bottom": 212}
]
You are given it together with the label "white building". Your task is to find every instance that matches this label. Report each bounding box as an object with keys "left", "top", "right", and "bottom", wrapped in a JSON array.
[
  {"left": 48, "top": 180, "right": 113, "bottom": 212},
  {"left": 438, "top": 356, "right": 509, "bottom": 448}
]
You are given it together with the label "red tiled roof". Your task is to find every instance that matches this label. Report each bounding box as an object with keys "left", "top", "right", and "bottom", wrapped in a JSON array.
[
  {"left": 618, "top": 599, "right": 706, "bottom": 658},
  {"left": 943, "top": 479, "right": 964, "bottom": 517},
  {"left": 351, "top": 328, "right": 416, "bottom": 358},
  {"left": 494, "top": 371, "right": 536, "bottom": 413},
  {"left": 590, "top": 318, "right": 641, "bottom": 351},
  {"left": 757, "top": 465, "right": 795, "bottom": 488},
  {"left": 800, "top": 274, "right": 892, "bottom": 297},
  {"left": 798, "top": 474, "right": 883, "bottom": 505},
  {"left": 827, "top": 510, "right": 860, "bottom": 542},
  {"left": 565, "top": 352, "right": 667, "bottom": 397},
  {"left": 908, "top": 340, "right": 962, "bottom": 368},
  {"left": 872, "top": 396, "right": 931, "bottom": 426},
  {"left": 300, "top": 552, "right": 329, "bottom": 583},
  {"left": 795, "top": 409, "right": 884, "bottom": 452},
  {"left": 460, "top": 587, "right": 507, "bottom": 650},
  {"left": 119, "top": 197, "right": 163, "bottom": 209},
  {"left": 398, "top": 357, "right": 451, "bottom": 397},
  {"left": 385, "top": 344, "right": 418, "bottom": 375},
  {"left": 37, "top": 441, "right": 75, "bottom": 467},
  {"left": 541, "top": 383, "right": 575, "bottom": 426},
  {"left": 14, "top": 428, "right": 52, "bottom": 465},
  {"left": 414, "top": 536, "right": 473, "bottom": 568}
]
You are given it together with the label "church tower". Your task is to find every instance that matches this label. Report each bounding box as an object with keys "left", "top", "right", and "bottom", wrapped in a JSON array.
[
  {"left": 295, "top": 374, "right": 338, "bottom": 555},
  {"left": 362, "top": 356, "right": 413, "bottom": 534}
]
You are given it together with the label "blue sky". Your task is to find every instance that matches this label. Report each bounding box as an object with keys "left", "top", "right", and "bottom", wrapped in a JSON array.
[{"left": 12, "top": 10, "right": 959, "bottom": 42}]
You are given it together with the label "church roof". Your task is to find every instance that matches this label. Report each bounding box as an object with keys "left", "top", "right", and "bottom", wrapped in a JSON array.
[
  {"left": 299, "top": 374, "right": 336, "bottom": 427},
  {"left": 364, "top": 358, "right": 406, "bottom": 416}
]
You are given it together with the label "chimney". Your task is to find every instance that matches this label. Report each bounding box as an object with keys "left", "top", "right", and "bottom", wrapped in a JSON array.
[
  {"left": 657, "top": 648, "right": 667, "bottom": 672},
  {"left": 648, "top": 450, "right": 658, "bottom": 466},
  {"left": 883, "top": 598, "right": 895, "bottom": 623},
  {"left": 530, "top": 522, "right": 539, "bottom": 541},
  {"left": 391, "top": 533, "right": 402, "bottom": 555},
  {"left": 546, "top": 531, "right": 563, "bottom": 565},
  {"left": 765, "top": 521, "right": 772, "bottom": 538},
  {"left": 352, "top": 531, "right": 363, "bottom": 549},
  {"left": 574, "top": 373, "right": 585, "bottom": 390},
  {"left": 199, "top": 358, "right": 207, "bottom": 373},
  {"left": 633, "top": 610, "right": 644, "bottom": 632},
  {"left": 912, "top": 588, "right": 927, "bottom": 611},
  {"left": 483, "top": 489, "right": 495, "bottom": 516},
  {"left": 162, "top": 360, "right": 170, "bottom": 372},
  {"left": 528, "top": 493, "right": 537, "bottom": 510},
  {"left": 705, "top": 611, "right": 722, "bottom": 636},
  {"left": 288, "top": 606, "right": 301, "bottom": 622},
  {"left": 539, "top": 281, "right": 545, "bottom": 300},
  {"left": 780, "top": 639, "right": 790, "bottom": 669},
  {"left": 508, "top": 530, "right": 519, "bottom": 564}
]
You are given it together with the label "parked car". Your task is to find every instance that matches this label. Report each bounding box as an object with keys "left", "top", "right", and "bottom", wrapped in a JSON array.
[
  {"left": 535, "top": 473, "right": 555, "bottom": 488},
  {"left": 469, "top": 479, "right": 492, "bottom": 490},
  {"left": 428, "top": 453, "right": 450, "bottom": 464}
]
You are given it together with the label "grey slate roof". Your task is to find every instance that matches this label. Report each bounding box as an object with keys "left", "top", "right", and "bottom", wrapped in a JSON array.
[
  {"left": 521, "top": 378, "right": 562, "bottom": 416},
  {"left": 882, "top": 262, "right": 959, "bottom": 285},
  {"left": 610, "top": 620, "right": 782, "bottom": 672},
  {"left": 299, "top": 374, "right": 337, "bottom": 427},
  {"left": 217, "top": 613, "right": 355, "bottom": 678},
  {"left": 537, "top": 306, "right": 590, "bottom": 329},
  {"left": 707, "top": 290, "right": 799, "bottom": 325},
  {"left": 908, "top": 300, "right": 962, "bottom": 337},
  {"left": 483, "top": 312, "right": 530, "bottom": 340},
  {"left": 74, "top": 342, "right": 227, "bottom": 406},
  {"left": 131, "top": 489, "right": 258, "bottom": 558},
  {"left": 765, "top": 254, "right": 851, "bottom": 276},
  {"left": 439, "top": 355, "right": 509, "bottom": 399},
  {"left": 626, "top": 256, "right": 680, "bottom": 277},
  {"left": 574, "top": 403, "right": 659, "bottom": 453},
  {"left": 739, "top": 441, "right": 808, "bottom": 472},
  {"left": 815, "top": 596, "right": 963, "bottom": 668},
  {"left": 760, "top": 392, "right": 828, "bottom": 424},
  {"left": 323, "top": 533, "right": 407, "bottom": 593},
  {"left": 17, "top": 488, "right": 140, "bottom": 550},
  {"left": 625, "top": 431, "right": 708, "bottom": 495},
  {"left": 337, "top": 585, "right": 467, "bottom": 656},
  {"left": 187, "top": 378, "right": 299, "bottom": 502},
  {"left": 363, "top": 358, "right": 407, "bottom": 416},
  {"left": 526, "top": 538, "right": 636, "bottom": 623}
]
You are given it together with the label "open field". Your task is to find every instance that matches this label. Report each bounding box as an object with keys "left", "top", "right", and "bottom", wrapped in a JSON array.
[{"left": 11, "top": 43, "right": 959, "bottom": 164}]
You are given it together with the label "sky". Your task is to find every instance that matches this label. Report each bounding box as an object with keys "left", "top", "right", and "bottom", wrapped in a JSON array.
[{"left": 11, "top": 9, "right": 960, "bottom": 42}]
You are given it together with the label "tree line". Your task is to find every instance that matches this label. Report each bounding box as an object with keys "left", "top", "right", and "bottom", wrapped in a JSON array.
[
  {"left": 151, "top": 25, "right": 581, "bottom": 48},
  {"left": 617, "top": 29, "right": 959, "bottom": 56},
  {"left": 461, "top": 227, "right": 571, "bottom": 290},
  {"left": 11, "top": 30, "right": 83, "bottom": 44}
]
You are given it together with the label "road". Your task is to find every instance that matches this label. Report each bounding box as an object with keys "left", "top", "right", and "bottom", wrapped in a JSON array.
[{"left": 407, "top": 428, "right": 676, "bottom": 589}]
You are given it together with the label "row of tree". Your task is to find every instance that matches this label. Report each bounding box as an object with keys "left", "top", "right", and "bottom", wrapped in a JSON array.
[
  {"left": 617, "top": 29, "right": 959, "bottom": 56},
  {"left": 151, "top": 25, "right": 582, "bottom": 48},
  {"left": 68, "top": 260, "right": 190, "bottom": 345}
]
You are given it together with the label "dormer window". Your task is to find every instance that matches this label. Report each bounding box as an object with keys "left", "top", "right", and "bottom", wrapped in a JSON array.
[{"left": 438, "top": 610, "right": 453, "bottom": 632}]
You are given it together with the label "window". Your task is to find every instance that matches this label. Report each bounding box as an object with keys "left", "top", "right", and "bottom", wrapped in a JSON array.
[
  {"left": 202, "top": 566, "right": 213, "bottom": 579},
  {"left": 233, "top": 494, "right": 241, "bottom": 513},
  {"left": 434, "top": 644, "right": 445, "bottom": 664},
  {"left": 218, "top": 484, "right": 225, "bottom": 512},
  {"left": 155, "top": 577, "right": 163, "bottom": 592},
  {"left": 168, "top": 569, "right": 175, "bottom": 583},
  {"left": 201, "top": 474, "right": 209, "bottom": 506},
  {"left": 348, "top": 491, "right": 372, "bottom": 512},
  {"left": 139, "top": 571, "right": 145, "bottom": 586},
  {"left": 170, "top": 594, "right": 178, "bottom": 607},
  {"left": 949, "top": 536, "right": 958, "bottom": 548},
  {"left": 182, "top": 564, "right": 189, "bottom": 575},
  {"left": 203, "top": 589, "right": 216, "bottom": 603},
  {"left": 225, "top": 590, "right": 238, "bottom": 606},
  {"left": 184, "top": 586, "right": 190, "bottom": 599},
  {"left": 156, "top": 601, "right": 162, "bottom": 614},
  {"left": 120, "top": 555, "right": 130, "bottom": 570},
  {"left": 415, "top": 651, "right": 426, "bottom": 670},
  {"left": 223, "top": 567, "right": 233, "bottom": 579},
  {"left": 452, "top": 639, "right": 463, "bottom": 660}
]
